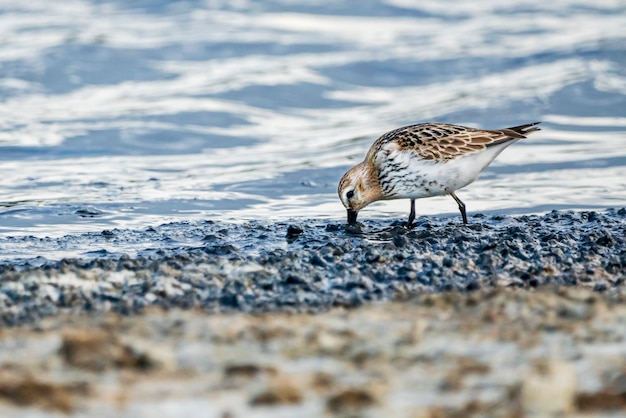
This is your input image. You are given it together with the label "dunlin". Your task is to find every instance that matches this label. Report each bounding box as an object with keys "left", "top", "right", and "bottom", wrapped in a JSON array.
[{"left": 338, "top": 122, "right": 540, "bottom": 225}]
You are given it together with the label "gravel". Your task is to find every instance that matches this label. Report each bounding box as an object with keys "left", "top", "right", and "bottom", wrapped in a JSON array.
[{"left": 0, "top": 208, "right": 623, "bottom": 326}]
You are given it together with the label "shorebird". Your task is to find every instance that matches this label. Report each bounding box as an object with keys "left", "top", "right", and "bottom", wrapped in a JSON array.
[{"left": 338, "top": 122, "right": 540, "bottom": 225}]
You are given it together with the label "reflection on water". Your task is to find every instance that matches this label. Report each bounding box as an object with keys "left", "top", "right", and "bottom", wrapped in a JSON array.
[{"left": 0, "top": 0, "right": 625, "bottom": 243}]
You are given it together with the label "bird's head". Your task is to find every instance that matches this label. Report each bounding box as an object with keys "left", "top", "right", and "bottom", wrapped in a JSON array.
[{"left": 337, "top": 162, "right": 381, "bottom": 224}]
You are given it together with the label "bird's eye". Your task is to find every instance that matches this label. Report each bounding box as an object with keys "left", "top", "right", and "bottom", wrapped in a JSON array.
[{"left": 346, "top": 190, "right": 355, "bottom": 200}]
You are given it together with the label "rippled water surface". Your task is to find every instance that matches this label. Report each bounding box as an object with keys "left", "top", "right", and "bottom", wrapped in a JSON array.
[{"left": 0, "top": 0, "right": 625, "bottom": 251}]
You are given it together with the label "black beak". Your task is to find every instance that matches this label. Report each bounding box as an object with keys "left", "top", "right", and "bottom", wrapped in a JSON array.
[{"left": 347, "top": 209, "right": 358, "bottom": 225}]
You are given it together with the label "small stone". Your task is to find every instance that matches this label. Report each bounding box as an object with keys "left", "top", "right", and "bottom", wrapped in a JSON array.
[
  {"left": 76, "top": 207, "right": 102, "bottom": 217},
  {"left": 60, "top": 329, "right": 158, "bottom": 372},
  {"left": 223, "top": 364, "right": 277, "bottom": 379},
  {"left": 311, "top": 372, "right": 335, "bottom": 392},
  {"left": 250, "top": 378, "right": 302, "bottom": 406},
  {"left": 576, "top": 391, "right": 626, "bottom": 412},
  {"left": 326, "top": 388, "right": 377, "bottom": 413},
  {"left": 593, "top": 282, "right": 608, "bottom": 292},
  {"left": 325, "top": 224, "right": 342, "bottom": 232},
  {"left": 439, "top": 372, "right": 463, "bottom": 391},
  {"left": 392, "top": 235, "right": 409, "bottom": 248},
  {"left": 0, "top": 371, "right": 78, "bottom": 413},
  {"left": 457, "top": 357, "right": 491, "bottom": 375},
  {"left": 286, "top": 225, "right": 304, "bottom": 237}
]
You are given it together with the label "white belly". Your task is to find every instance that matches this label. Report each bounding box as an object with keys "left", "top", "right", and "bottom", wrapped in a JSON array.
[{"left": 379, "top": 142, "right": 514, "bottom": 199}]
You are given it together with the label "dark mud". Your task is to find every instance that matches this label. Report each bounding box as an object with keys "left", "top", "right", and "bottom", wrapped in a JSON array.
[{"left": 0, "top": 208, "right": 624, "bottom": 326}]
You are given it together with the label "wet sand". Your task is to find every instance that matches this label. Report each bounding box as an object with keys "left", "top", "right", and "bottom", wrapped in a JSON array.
[
  {"left": 0, "top": 287, "right": 624, "bottom": 417},
  {"left": 0, "top": 209, "right": 624, "bottom": 416}
]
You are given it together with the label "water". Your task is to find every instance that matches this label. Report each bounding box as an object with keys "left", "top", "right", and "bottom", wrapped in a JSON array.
[{"left": 0, "top": 0, "right": 625, "bottom": 259}]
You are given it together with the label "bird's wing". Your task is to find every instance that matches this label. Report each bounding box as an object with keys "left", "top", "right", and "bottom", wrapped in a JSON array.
[{"left": 367, "top": 122, "right": 540, "bottom": 162}]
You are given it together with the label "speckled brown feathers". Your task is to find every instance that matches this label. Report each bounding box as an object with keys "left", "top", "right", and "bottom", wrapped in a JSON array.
[{"left": 366, "top": 122, "right": 540, "bottom": 162}]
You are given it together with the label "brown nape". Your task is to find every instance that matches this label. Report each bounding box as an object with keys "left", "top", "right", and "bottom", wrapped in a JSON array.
[{"left": 359, "top": 162, "right": 383, "bottom": 207}]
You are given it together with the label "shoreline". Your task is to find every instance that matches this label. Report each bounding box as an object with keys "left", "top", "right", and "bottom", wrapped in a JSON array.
[
  {"left": 0, "top": 208, "right": 624, "bottom": 415},
  {"left": 0, "top": 208, "right": 624, "bottom": 326}
]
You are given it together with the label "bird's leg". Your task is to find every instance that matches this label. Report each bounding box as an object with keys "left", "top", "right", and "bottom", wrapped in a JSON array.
[
  {"left": 407, "top": 199, "right": 416, "bottom": 227},
  {"left": 449, "top": 192, "right": 468, "bottom": 224}
]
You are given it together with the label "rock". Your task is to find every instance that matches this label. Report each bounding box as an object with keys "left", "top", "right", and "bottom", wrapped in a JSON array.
[
  {"left": 59, "top": 329, "right": 159, "bottom": 372},
  {"left": 0, "top": 369, "right": 87, "bottom": 413},
  {"left": 326, "top": 388, "right": 378, "bottom": 413},
  {"left": 249, "top": 377, "right": 302, "bottom": 406},
  {"left": 286, "top": 225, "right": 304, "bottom": 237}
]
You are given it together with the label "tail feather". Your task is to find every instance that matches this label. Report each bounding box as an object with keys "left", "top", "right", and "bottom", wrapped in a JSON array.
[
  {"left": 501, "top": 121, "right": 541, "bottom": 138},
  {"left": 484, "top": 122, "right": 541, "bottom": 148}
]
